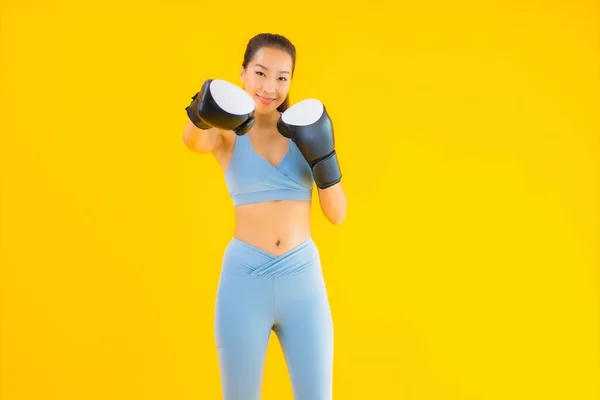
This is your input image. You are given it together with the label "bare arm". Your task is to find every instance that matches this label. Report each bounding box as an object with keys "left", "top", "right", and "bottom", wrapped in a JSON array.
[
  {"left": 317, "top": 181, "right": 347, "bottom": 225},
  {"left": 182, "top": 120, "right": 224, "bottom": 154}
]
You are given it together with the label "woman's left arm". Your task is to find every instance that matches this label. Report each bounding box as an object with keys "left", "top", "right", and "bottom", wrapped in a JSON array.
[{"left": 317, "top": 182, "right": 347, "bottom": 225}]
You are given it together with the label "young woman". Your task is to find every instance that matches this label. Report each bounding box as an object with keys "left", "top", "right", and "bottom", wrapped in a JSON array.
[{"left": 182, "top": 32, "right": 347, "bottom": 400}]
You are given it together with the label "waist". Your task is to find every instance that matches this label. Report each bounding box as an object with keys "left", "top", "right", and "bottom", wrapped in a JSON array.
[
  {"left": 233, "top": 200, "right": 311, "bottom": 256},
  {"left": 221, "top": 237, "right": 321, "bottom": 278}
]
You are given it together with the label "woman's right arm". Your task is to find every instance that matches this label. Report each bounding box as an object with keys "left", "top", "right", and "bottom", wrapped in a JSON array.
[{"left": 182, "top": 120, "right": 224, "bottom": 154}]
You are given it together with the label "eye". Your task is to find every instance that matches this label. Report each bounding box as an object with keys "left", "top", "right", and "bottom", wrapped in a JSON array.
[
  {"left": 255, "top": 71, "right": 265, "bottom": 77},
  {"left": 279, "top": 77, "right": 287, "bottom": 81}
]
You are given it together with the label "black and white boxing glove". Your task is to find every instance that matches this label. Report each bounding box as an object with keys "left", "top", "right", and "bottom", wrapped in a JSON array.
[
  {"left": 185, "top": 79, "right": 256, "bottom": 136},
  {"left": 277, "top": 99, "right": 342, "bottom": 189}
]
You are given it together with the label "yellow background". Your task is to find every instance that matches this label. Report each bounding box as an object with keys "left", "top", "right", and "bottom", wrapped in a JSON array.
[{"left": 1, "top": 0, "right": 598, "bottom": 399}]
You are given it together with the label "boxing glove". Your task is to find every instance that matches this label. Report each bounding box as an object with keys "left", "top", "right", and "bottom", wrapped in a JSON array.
[
  {"left": 277, "top": 99, "right": 342, "bottom": 189},
  {"left": 185, "top": 79, "right": 256, "bottom": 136}
]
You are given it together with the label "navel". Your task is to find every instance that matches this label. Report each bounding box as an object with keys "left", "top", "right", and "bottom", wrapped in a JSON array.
[{"left": 275, "top": 240, "right": 281, "bottom": 246}]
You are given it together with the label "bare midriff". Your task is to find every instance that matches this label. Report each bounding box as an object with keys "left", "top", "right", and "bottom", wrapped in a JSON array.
[{"left": 233, "top": 199, "right": 312, "bottom": 256}]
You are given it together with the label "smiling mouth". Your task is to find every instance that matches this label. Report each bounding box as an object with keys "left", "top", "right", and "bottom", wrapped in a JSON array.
[{"left": 257, "top": 95, "right": 276, "bottom": 101}]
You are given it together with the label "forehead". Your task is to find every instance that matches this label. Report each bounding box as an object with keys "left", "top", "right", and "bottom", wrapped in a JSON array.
[{"left": 250, "top": 47, "right": 293, "bottom": 71}]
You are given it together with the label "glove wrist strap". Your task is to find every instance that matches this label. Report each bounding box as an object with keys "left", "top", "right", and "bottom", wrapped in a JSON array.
[
  {"left": 185, "top": 92, "right": 211, "bottom": 130},
  {"left": 312, "top": 151, "right": 342, "bottom": 189}
]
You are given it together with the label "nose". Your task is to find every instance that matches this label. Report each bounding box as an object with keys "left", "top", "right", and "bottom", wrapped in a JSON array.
[{"left": 262, "top": 81, "right": 276, "bottom": 95}]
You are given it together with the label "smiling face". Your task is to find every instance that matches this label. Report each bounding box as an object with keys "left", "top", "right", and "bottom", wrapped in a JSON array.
[{"left": 241, "top": 46, "right": 293, "bottom": 115}]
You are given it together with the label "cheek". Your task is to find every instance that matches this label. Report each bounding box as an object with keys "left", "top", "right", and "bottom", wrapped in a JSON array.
[
  {"left": 244, "top": 75, "right": 258, "bottom": 90},
  {"left": 278, "top": 81, "right": 291, "bottom": 95}
]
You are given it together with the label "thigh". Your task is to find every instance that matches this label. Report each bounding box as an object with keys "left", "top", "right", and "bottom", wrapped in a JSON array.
[
  {"left": 274, "top": 272, "right": 334, "bottom": 400},
  {"left": 215, "top": 273, "right": 274, "bottom": 400}
]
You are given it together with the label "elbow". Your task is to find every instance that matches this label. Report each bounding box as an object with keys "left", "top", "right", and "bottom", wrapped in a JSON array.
[
  {"left": 182, "top": 131, "right": 196, "bottom": 151},
  {"left": 327, "top": 208, "right": 347, "bottom": 225},
  {"left": 182, "top": 132, "right": 207, "bottom": 153},
  {"left": 329, "top": 215, "right": 345, "bottom": 225}
]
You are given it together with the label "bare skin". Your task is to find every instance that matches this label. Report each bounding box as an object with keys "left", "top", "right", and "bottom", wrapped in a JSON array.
[{"left": 182, "top": 47, "right": 347, "bottom": 256}]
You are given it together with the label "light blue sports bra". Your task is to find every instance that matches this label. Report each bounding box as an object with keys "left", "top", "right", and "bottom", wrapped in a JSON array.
[{"left": 225, "top": 133, "right": 314, "bottom": 206}]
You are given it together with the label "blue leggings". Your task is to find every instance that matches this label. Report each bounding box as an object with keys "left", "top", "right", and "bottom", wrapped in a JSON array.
[{"left": 214, "top": 237, "right": 333, "bottom": 400}]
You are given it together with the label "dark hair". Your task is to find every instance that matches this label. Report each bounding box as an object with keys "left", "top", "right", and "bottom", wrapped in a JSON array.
[{"left": 241, "top": 33, "right": 296, "bottom": 113}]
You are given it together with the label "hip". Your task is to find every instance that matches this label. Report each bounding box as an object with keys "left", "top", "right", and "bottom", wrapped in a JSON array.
[{"left": 220, "top": 236, "right": 322, "bottom": 279}]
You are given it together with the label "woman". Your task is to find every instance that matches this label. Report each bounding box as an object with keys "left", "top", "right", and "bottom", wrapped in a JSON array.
[{"left": 182, "top": 33, "right": 347, "bottom": 400}]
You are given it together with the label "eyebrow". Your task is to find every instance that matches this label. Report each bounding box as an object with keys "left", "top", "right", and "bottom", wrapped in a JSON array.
[{"left": 255, "top": 63, "right": 290, "bottom": 75}]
